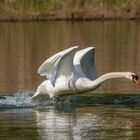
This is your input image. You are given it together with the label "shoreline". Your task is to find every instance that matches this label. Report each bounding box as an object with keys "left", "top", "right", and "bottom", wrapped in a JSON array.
[
  {"left": 0, "top": 15, "right": 139, "bottom": 22},
  {"left": 0, "top": 1, "right": 139, "bottom": 22}
]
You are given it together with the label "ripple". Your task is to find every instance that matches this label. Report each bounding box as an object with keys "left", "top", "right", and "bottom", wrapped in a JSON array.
[{"left": 0, "top": 91, "right": 140, "bottom": 109}]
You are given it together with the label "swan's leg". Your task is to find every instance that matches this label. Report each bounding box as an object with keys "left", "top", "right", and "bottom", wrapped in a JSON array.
[
  {"left": 31, "top": 84, "right": 44, "bottom": 99},
  {"left": 53, "top": 96, "right": 61, "bottom": 101},
  {"left": 31, "top": 91, "right": 40, "bottom": 99}
]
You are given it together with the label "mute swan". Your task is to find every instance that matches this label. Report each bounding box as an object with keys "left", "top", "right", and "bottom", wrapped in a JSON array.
[{"left": 31, "top": 46, "right": 140, "bottom": 99}]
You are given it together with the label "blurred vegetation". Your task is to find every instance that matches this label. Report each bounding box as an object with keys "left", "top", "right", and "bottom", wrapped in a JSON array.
[{"left": 0, "top": 0, "right": 139, "bottom": 20}]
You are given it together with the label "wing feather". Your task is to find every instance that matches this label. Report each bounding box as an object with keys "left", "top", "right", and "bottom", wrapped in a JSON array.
[
  {"left": 38, "top": 47, "right": 78, "bottom": 77},
  {"left": 38, "top": 46, "right": 79, "bottom": 86},
  {"left": 74, "top": 47, "right": 96, "bottom": 80}
]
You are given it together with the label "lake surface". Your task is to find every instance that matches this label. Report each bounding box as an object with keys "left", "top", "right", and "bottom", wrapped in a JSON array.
[
  {"left": 1, "top": 104, "right": 140, "bottom": 140},
  {"left": 0, "top": 20, "right": 140, "bottom": 139},
  {"left": 0, "top": 20, "right": 140, "bottom": 94}
]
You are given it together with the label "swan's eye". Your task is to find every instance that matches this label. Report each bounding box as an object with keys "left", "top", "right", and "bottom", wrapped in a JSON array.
[{"left": 132, "top": 75, "right": 139, "bottom": 80}]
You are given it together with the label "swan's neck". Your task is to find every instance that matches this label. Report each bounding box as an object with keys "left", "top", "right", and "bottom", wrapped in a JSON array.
[{"left": 85, "top": 72, "right": 128, "bottom": 91}]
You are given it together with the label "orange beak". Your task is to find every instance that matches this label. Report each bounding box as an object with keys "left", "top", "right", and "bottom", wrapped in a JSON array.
[{"left": 133, "top": 79, "right": 140, "bottom": 86}]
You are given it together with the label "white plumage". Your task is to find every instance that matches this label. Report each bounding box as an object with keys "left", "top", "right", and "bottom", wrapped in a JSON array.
[{"left": 31, "top": 46, "right": 140, "bottom": 99}]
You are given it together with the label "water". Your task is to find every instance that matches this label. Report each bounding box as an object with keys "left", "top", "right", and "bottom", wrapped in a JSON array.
[
  {"left": 0, "top": 95, "right": 140, "bottom": 140},
  {"left": 0, "top": 20, "right": 140, "bottom": 139},
  {"left": 0, "top": 20, "right": 140, "bottom": 94}
]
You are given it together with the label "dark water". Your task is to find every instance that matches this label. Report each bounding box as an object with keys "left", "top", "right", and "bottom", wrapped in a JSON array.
[
  {"left": 1, "top": 96, "right": 140, "bottom": 140},
  {"left": 0, "top": 20, "right": 140, "bottom": 139}
]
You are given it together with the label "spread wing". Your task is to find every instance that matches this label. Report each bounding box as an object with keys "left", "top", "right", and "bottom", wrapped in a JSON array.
[
  {"left": 38, "top": 47, "right": 77, "bottom": 78},
  {"left": 38, "top": 46, "right": 79, "bottom": 86},
  {"left": 74, "top": 47, "right": 96, "bottom": 80}
]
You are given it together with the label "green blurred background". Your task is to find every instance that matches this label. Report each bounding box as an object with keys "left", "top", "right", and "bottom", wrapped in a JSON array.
[{"left": 0, "top": 0, "right": 139, "bottom": 20}]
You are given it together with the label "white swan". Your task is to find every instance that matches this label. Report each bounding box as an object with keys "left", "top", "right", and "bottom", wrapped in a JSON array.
[{"left": 31, "top": 46, "right": 140, "bottom": 99}]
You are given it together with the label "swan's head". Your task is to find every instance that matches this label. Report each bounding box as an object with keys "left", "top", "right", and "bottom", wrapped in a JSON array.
[{"left": 125, "top": 72, "right": 140, "bottom": 86}]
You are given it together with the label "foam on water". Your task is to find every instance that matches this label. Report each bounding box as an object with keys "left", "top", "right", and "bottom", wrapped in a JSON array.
[
  {"left": 0, "top": 91, "right": 36, "bottom": 108},
  {"left": 0, "top": 91, "right": 78, "bottom": 108},
  {"left": 0, "top": 91, "right": 140, "bottom": 109}
]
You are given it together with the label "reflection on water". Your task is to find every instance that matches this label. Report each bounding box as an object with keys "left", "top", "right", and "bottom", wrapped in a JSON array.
[
  {"left": 0, "top": 21, "right": 140, "bottom": 94},
  {"left": 0, "top": 93, "right": 140, "bottom": 139},
  {"left": 1, "top": 105, "right": 140, "bottom": 140},
  {"left": 36, "top": 107, "right": 75, "bottom": 140}
]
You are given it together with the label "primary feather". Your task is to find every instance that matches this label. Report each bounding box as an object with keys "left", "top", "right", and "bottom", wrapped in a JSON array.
[
  {"left": 38, "top": 46, "right": 79, "bottom": 86},
  {"left": 74, "top": 47, "right": 96, "bottom": 80}
]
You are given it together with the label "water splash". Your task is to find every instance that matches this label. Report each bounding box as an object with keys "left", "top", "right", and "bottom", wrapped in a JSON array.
[
  {"left": 0, "top": 91, "right": 35, "bottom": 108},
  {"left": 0, "top": 91, "right": 140, "bottom": 109},
  {"left": 0, "top": 91, "right": 77, "bottom": 108}
]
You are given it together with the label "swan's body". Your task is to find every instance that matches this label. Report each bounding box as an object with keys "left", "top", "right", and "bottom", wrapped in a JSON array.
[{"left": 32, "top": 46, "right": 140, "bottom": 99}]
